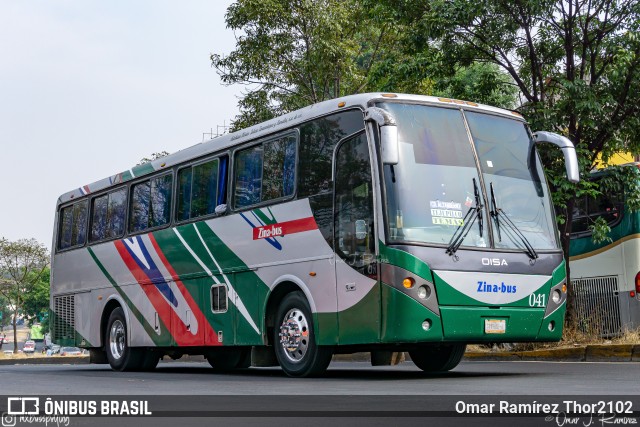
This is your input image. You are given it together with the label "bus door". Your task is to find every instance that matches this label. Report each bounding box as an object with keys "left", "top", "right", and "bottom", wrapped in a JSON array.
[{"left": 333, "top": 132, "right": 381, "bottom": 344}]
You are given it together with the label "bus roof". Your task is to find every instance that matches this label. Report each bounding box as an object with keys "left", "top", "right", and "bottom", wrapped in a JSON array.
[{"left": 56, "top": 92, "right": 523, "bottom": 205}]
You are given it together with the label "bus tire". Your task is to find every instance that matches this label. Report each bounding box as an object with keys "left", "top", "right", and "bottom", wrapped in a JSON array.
[
  {"left": 274, "top": 292, "right": 332, "bottom": 377},
  {"left": 409, "top": 343, "right": 466, "bottom": 372},
  {"left": 105, "top": 307, "right": 143, "bottom": 371},
  {"left": 206, "top": 348, "right": 249, "bottom": 372}
]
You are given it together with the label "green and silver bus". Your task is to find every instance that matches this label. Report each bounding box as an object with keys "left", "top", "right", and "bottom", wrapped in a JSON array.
[
  {"left": 50, "top": 93, "right": 578, "bottom": 377},
  {"left": 570, "top": 164, "right": 640, "bottom": 336}
]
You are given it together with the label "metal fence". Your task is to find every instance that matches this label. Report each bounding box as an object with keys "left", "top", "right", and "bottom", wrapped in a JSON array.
[{"left": 572, "top": 275, "right": 622, "bottom": 337}]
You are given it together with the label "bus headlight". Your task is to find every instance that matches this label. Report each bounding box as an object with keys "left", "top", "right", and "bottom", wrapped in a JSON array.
[
  {"left": 552, "top": 289, "right": 561, "bottom": 304},
  {"left": 417, "top": 285, "right": 431, "bottom": 300}
]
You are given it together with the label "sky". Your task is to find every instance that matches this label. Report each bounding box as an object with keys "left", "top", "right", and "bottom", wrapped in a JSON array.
[{"left": 0, "top": 1, "right": 240, "bottom": 249}]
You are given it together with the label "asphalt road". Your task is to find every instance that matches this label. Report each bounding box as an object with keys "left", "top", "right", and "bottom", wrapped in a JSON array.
[
  {"left": 0, "top": 359, "right": 638, "bottom": 395},
  {"left": 1, "top": 361, "right": 638, "bottom": 427}
]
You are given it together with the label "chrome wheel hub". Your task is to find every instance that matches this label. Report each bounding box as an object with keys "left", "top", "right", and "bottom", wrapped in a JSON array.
[
  {"left": 278, "top": 308, "right": 309, "bottom": 363},
  {"left": 109, "top": 320, "right": 125, "bottom": 360}
]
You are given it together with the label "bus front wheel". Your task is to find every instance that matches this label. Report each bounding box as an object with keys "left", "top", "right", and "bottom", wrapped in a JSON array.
[
  {"left": 274, "top": 292, "right": 332, "bottom": 377},
  {"left": 105, "top": 307, "right": 143, "bottom": 371},
  {"left": 409, "top": 343, "right": 466, "bottom": 372}
]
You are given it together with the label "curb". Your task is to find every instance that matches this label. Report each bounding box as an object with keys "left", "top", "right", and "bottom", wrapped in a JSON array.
[
  {"left": 465, "top": 344, "right": 640, "bottom": 362},
  {"left": 0, "top": 356, "right": 89, "bottom": 366}
]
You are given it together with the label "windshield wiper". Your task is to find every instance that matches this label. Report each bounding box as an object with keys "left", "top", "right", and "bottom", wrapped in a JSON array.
[
  {"left": 489, "top": 182, "right": 538, "bottom": 260},
  {"left": 446, "top": 179, "right": 483, "bottom": 256}
]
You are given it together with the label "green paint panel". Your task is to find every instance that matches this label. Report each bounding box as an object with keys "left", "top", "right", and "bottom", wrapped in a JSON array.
[
  {"left": 440, "top": 306, "right": 546, "bottom": 341},
  {"left": 153, "top": 222, "right": 267, "bottom": 343},
  {"left": 379, "top": 242, "right": 432, "bottom": 281},
  {"left": 381, "top": 285, "right": 443, "bottom": 343},
  {"left": 536, "top": 304, "right": 565, "bottom": 340},
  {"left": 337, "top": 284, "right": 380, "bottom": 345},
  {"left": 314, "top": 312, "right": 338, "bottom": 345},
  {"left": 131, "top": 162, "right": 156, "bottom": 179},
  {"left": 570, "top": 209, "right": 640, "bottom": 256}
]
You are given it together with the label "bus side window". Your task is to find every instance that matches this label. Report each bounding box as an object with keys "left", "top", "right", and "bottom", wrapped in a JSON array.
[
  {"left": 233, "top": 134, "right": 297, "bottom": 209},
  {"left": 177, "top": 157, "right": 222, "bottom": 222},
  {"left": 91, "top": 187, "right": 127, "bottom": 242},
  {"left": 129, "top": 174, "right": 173, "bottom": 233}
]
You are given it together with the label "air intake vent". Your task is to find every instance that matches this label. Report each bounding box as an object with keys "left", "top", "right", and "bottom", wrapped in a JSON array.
[
  {"left": 573, "top": 276, "right": 621, "bottom": 337},
  {"left": 53, "top": 295, "right": 76, "bottom": 342}
]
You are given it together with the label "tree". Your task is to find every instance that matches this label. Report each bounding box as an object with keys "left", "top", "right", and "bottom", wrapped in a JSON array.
[
  {"left": 137, "top": 151, "right": 170, "bottom": 166},
  {"left": 22, "top": 268, "right": 50, "bottom": 333},
  {"left": 0, "top": 238, "right": 49, "bottom": 353},
  {"left": 376, "top": 0, "right": 640, "bottom": 321},
  {"left": 212, "top": 0, "right": 396, "bottom": 131}
]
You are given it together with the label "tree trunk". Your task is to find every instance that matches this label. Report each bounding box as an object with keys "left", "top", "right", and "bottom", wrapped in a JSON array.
[
  {"left": 12, "top": 310, "right": 18, "bottom": 354},
  {"left": 561, "top": 197, "right": 576, "bottom": 326}
]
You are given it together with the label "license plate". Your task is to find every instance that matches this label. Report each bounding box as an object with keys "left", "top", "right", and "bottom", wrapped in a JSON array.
[{"left": 485, "top": 319, "right": 506, "bottom": 334}]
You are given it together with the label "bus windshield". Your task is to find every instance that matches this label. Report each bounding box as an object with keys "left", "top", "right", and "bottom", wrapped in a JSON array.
[{"left": 381, "top": 102, "right": 558, "bottom": 251}]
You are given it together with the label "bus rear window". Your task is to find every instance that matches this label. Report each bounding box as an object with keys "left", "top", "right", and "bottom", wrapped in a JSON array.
[{"left": 58, "top": 200, "right": 88, "bottom": 250}]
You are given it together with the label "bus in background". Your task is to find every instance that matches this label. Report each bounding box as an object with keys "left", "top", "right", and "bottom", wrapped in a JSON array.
[
  {"left": 29, "top": 324, "right": 44, "bottom": 342},
  {"left": 569, "top": 163, "right": 640, "bottom": 336},
  {"left": 50, "top": 93, "right": 578, "bottom": 377}
]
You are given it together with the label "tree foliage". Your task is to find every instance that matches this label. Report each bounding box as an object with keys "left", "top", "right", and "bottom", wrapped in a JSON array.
[
  {"left": 212, "top": 0, "right": 401, "bottom": 131},
  {"left": 0, "top": 238, "right": 49, "bottom": 353}
]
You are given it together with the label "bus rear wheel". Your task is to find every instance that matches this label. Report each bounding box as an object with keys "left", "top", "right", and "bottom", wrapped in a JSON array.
[
  {"left": 105, "top": 307, "right": 143, "bottom": 371},
  {"left": 274, "top": 292, "right": 332, "bottom": 377},
  {"left": 409, "top": 343, "right": 466, "bottom": 372}
]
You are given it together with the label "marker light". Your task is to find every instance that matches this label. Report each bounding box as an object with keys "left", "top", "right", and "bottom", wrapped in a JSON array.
[
  {"left": 552, "top": 289, "right": 562, "bottom": 304},
  {"left": 562, "top": 283, "right": 567, "bottom": 293},
  {"left": 403, "top": 277, "right": 415, "bottom": 289},
  {"left": 337, "top": 101, "right": 346, "bottom": 108},
  {"left": 381, "top": 93, "right": 397, "bottom": 98},
  {"left": 422, "top": 320, "right": 432, "bottom": 331},
  {"left": 635, "top": 271, "right": 640, "bottom": 295},
  {"left": 548, "top": 321, "right": 555, "bottom": 332}
]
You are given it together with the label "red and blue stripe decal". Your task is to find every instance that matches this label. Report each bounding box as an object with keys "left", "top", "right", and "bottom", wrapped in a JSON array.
[{"left": 114, "top": 234, "right": 219, "bottom": 346}]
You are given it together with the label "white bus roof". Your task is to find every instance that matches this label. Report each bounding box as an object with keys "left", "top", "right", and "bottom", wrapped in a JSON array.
[{"left": 56, "top": 92, "right": 523, "bottom": 205}]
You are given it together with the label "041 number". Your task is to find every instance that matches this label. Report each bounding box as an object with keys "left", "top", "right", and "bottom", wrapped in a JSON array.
[{"left": 528, "top": 293, "right": 546, "bottom": 307}]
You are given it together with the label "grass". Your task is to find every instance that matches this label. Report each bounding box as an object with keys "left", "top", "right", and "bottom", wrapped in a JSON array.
[{"left": 467, "top": 321, "right": 640, "bottom": 353}]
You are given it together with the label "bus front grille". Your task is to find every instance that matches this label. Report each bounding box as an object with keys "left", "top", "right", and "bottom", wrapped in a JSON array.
[
  {"left": 572, "top": 276, "right": 622, "bottom": 337},
  {"left": 53, "top": 295, "right": 76, "bottom": 342}
]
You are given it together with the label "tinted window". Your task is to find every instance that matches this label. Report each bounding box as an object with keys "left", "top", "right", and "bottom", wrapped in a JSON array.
[
  {"left": 91, "top": 187, "right": 127, "bottom": 242},
  {"left": 334, "top": 132, "right": 375, "bottom": 275},
  {"left": 130, "top": 174, "right": 173, "bottom": 233},
  {"left": 177, "top": 158, "right": 220, "bottom": 222},
  {"left": 58, "top": 200, "right": 88, "bottom": 250},
  {"left": 234, "top": 134, "right": 297, "bottom": 209},
  {"left": 572, "top": 190, "right": 623, "bottom": 235},
  {"left": 298, "top": 110, "right": 364, "bottom": 197}
]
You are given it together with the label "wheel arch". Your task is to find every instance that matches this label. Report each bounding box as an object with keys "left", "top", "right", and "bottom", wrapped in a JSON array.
[
  {"left": 100, "top": 295, "right": 130, "bottom": 348},
  {"left": 264, "top": 275, "right": 315, "bottom": 345}
]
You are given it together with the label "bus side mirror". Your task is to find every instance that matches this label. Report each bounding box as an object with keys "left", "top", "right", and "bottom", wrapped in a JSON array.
[
  {"left": 533, "top": 131, "right": 580, "bottom": 183},
  {"left": 365, "top": 107, "right": 399, "bottom": 165}
]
